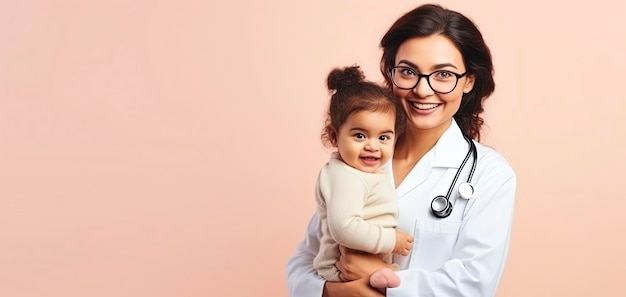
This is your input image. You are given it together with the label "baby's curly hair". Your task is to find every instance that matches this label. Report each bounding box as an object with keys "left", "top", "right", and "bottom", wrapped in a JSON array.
[{"left": 321, "top": 65, "right": 405, "bottom": 147}]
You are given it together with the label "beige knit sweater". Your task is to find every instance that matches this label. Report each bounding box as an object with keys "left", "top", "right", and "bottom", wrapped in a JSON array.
[{"left": 313, "top": 154, "right": 398, "bottom": 281}]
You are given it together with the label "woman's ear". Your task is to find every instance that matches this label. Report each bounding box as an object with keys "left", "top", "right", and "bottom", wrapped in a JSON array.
[{"left": 463, "top": 74, "right": 475, "bottom": 94}]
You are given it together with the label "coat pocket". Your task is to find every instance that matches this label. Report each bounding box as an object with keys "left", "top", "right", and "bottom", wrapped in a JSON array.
[{"left": 408, "top": 219, "right": 462, "bottom": 271}]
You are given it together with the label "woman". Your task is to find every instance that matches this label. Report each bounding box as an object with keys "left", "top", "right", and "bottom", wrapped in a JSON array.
[{"left": 287, "top": 4, "right": 516, "bottom": 297}]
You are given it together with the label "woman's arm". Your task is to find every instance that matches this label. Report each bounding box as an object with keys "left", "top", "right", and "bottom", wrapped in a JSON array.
[
  {"left": 324, "top": 278, "right": 385, "bottom": 297},
  {"left": 286, "top": 214, "right": 385, "bottom": 297},
  {"left": 335, "top": 246, "right": 390, "bottom": 281},
  {"left": 286, "top": 214, "right": 325, "bottom": 297}
]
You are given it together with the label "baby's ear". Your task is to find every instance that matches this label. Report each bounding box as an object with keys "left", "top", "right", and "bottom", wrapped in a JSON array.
[
  {"left": 328, "top": 127, "right": 338, "bottom": 147},
  {"left": 463, "top": 74, "right": 475, "bottom": 94}
]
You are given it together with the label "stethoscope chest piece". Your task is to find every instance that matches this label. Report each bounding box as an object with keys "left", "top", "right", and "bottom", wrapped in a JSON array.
[
  {"left": 458, "top": 182, "right": 474, "bottom": 199},
  {"left": 431, "top": 195, "right": 452, "bottom": 218}
]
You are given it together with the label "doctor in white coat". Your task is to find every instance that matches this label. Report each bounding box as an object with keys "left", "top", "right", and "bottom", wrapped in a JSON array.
[{"left": 287, "top": 4, "right": 516, "bottom": 297}]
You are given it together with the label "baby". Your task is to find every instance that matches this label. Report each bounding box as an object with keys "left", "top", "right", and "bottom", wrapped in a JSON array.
[{"left": 312, "top": 65, "right": 414, "bottom": 290}]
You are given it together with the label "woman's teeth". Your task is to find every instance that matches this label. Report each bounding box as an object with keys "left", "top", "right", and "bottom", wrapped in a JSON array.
[{"left": 412, "top": 103, "right": 439, "bottom": 110}]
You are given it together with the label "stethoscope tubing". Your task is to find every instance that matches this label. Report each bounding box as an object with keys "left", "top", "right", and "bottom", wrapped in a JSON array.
[{"left": 431, "top": 135, "right": 477, "bottom": 218}]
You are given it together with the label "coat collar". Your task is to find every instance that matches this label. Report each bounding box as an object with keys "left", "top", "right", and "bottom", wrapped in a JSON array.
[
  {"left": 389, "top": 120, "right": 471, "bottom": 197},
  {"left": 386, "top": 120, "right": 469, "bottom": 197},
  {"left": 382, "top": 120, "right": 470, "bottom": 175},
  {"left": 431, "top": 119, "right": 470, "bottom": 169}
]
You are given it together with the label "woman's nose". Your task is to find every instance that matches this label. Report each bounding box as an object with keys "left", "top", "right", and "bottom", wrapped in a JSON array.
[{"left": 413, "top": 78, "right": 434, "bottom": 97}]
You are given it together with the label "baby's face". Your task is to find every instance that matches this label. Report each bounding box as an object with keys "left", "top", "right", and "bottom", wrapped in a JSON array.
[{"left": 335, "top": 110, "right": 395, "bottom": 173}]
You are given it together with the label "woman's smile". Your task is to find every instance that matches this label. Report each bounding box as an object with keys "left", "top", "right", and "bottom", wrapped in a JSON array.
[{"left": 409, "top": 101, "right": 442, "bottom": 115}]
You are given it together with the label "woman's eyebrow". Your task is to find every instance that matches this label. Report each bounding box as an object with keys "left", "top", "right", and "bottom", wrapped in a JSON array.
[
  {"left": 397, "top": 59, "right": 459, "bottom": 71},
  {"left": 432, "top": 63, "right": 458, "bottom": 70},
  {"left": 397, "top": 59, "right": 419, "bottom": 69}
]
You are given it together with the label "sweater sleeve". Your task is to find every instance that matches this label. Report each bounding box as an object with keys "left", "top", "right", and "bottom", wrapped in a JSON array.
[{"left": 320, "top": 165, "right": 396, "bottom": 254}]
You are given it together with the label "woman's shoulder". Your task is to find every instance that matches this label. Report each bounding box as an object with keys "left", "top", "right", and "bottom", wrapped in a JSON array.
[{"left": 473, "top": 141, "right": 516, "bottom": 179}]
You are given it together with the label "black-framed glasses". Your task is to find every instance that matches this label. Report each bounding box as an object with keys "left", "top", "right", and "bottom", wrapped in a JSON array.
[{"left": 388, "top": 66, "right": 467, "bottom": 94}]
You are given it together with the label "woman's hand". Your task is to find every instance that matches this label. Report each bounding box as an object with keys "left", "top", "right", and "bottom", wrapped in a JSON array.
[
  {"left": 323, "top": 277, "right": 385, "bottom": 297},
  {"left": 336, "top": 245, "right": 390, "bottom": 282}
]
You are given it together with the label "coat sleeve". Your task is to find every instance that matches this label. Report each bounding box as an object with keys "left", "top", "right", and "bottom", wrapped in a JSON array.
[
  {"left": 388, "top": 164, "right": 517, "bottom": 297},
  {"left": 286, "top": 214, "right": 325, "bottom": 297}
]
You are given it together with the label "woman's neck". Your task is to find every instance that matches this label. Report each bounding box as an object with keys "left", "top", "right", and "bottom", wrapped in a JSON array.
[{"left": 394, "top": 119, "right": 452, "bottom": 163}]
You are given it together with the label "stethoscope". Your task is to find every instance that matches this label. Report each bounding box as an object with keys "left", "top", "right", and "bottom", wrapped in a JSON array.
[{"left": 431, "top": 135, "right": 478, "bottom": 218}]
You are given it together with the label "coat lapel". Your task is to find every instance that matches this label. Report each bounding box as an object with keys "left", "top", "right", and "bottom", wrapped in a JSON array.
[{"left": 392, "top": 120, "right": 470, "bottom": 198}]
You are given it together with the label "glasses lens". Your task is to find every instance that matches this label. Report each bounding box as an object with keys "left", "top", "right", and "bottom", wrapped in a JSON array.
[
  {"left": 390, "top": 67, "right": 418, "bottom": 89},
  {"left": 390, "top": 68, "right": 460, "bottom": 93},
  {"left": 429, "top": 71, "right": 458, "bottom": 93}
]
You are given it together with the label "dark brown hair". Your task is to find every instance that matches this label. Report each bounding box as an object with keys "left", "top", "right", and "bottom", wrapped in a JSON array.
[
  {"left": 321, "top": 65, "right": 405, "bottom": 147},
  {"left": 380, "top": 4, "right": 495, "bottom": 141}
]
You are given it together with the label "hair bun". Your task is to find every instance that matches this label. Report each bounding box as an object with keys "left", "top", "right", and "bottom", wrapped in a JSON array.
[{"left": 327, "top": 65, "right": 365, "bottom": 91}]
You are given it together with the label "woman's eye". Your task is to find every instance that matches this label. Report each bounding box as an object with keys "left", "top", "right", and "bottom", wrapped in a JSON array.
[
  {"left": 435, "top": 71, "right": 453, "bottom": 79},
  {"left": 399, "top": 68, "right": 416, "bottom": 76}
]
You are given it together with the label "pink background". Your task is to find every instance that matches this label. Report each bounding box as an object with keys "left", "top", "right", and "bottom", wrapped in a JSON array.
[{"left": 1, "top": 0, "right": 625, "bottom": 296}]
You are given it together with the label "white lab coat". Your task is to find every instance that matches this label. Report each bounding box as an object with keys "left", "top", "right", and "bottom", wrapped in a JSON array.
[{"left": 286, "top": 120, "right": 517, "bottom": 297}]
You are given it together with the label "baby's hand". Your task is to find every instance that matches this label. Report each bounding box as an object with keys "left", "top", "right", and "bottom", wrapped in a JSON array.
[{"left": 392, "top": 229, "right": 414, "bottom": 256}]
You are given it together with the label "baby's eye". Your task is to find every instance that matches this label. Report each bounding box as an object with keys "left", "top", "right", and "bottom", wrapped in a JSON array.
[
  {"left": 379, "top": 135, "right": 391, "bottom": 141},
  {"left": 354, "top": 133, "right": 365, "bottom": 139}
]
